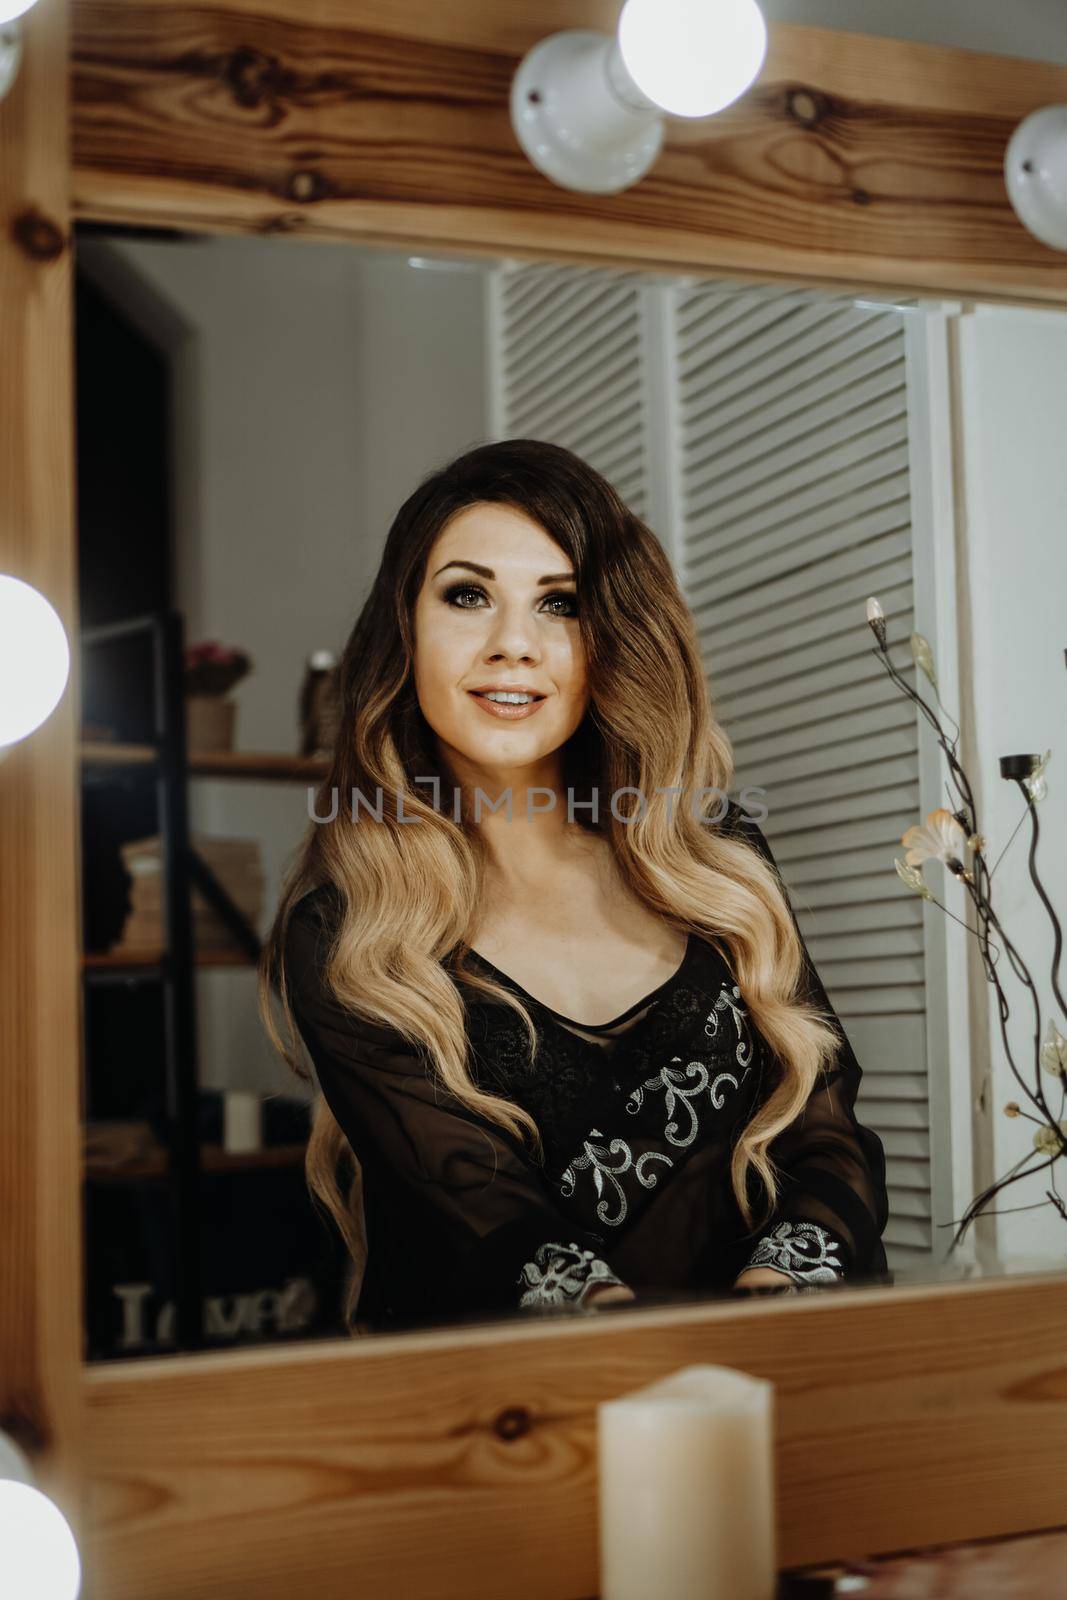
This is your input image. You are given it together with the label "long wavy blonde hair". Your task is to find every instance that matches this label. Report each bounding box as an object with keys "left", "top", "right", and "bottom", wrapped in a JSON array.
[{"left": 258, "top": 438, "right": 841, "bottom": 1331}]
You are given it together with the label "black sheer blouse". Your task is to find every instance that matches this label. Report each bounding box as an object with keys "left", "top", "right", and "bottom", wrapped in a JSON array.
[{"left": 281, "top": 807, "right": 890, "bottom": 1330}]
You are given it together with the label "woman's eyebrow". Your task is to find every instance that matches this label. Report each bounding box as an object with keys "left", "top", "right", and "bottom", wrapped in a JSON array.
[{"left": 431, "top": 559, "right": 575, "bottom": 585}]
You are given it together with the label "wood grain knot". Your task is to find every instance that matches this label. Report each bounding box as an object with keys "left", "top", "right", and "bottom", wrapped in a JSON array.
[
  {"left": 224, "top": 45, "right": 287, "bottom": 110},
  {"left": 286, "top": 169, "right": 330, "bottom": 204},
  {"left": 852, "top": 187, "right": 872, "bottom": 206},
  {"left": 256, "top": 213, "right": 309, "bottom": 235},
  {"left": 785, "top": 87, "right": 830, "bottom": 129},
  {"left": 492, "top": 1406, "right": 532, "bottom": 1441},
  {"left": 11, "top": 208, "right": 67, "bottom": 262}
]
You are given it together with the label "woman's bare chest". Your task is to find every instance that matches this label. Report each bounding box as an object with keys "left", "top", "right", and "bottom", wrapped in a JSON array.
[{"left": 469, "top": 916, "right": 689, "bottom": 1025}]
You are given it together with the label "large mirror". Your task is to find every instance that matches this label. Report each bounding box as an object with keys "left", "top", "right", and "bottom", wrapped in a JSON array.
[{"left": 73, "top": 224, "right": 1067, "bottom": 1358}]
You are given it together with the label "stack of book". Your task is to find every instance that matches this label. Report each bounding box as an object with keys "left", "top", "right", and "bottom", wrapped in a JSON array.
[{"left": 115, "top": 834, "right": 265, "bottom": 954}]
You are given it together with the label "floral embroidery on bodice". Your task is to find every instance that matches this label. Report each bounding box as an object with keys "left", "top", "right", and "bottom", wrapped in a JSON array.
[
  {"left": 559, "top": 1000, "right": 757, "bottom": 1228},
  {"left": 461, "top": 937, "right": 766, "bottom": 1237}
]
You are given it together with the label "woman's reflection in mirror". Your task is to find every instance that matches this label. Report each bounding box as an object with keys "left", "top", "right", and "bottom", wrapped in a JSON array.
[{"left": 258, "top": 439, "right": 890, "bottom": 1334}]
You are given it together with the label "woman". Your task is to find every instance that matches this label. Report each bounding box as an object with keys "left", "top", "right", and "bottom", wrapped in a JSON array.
[{"left": 260, "top": 438, "right": 889, "bottom": 1333}]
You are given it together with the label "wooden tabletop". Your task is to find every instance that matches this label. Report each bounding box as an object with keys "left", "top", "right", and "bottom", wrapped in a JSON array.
[{"left": 777, "top": 1523, "right": 1067, "bottom": 1597}]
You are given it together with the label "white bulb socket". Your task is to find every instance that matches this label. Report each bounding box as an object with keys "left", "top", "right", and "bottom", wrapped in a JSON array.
[
  {"left": 510, "top": 0, "right": 768, "bottom": 195},
  {"left": 511, "top": 29, "right": 664, "bottom": 195},
  {"left": 1005, "top": 105, "right": 1067, "bottom": 253}
]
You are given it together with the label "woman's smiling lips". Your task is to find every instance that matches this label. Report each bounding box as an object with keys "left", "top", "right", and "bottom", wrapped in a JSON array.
[{"left": 466, "top": 689, "right": 548, "bottom": 721}]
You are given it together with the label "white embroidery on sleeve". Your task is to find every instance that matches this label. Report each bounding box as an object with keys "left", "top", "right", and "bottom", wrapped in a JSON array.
[
  {"left": 517, "top": 1240, "right": 627, "bottom": 1310},
  {"left": 744, "top": 1219, "right": 846, "bottom": 1285}
]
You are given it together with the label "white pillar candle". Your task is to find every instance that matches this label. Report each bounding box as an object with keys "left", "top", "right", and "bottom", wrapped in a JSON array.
[
  {"left": 598, "top": 1363, "right": 776, "bottom": 1600},
  {"left": 223, "top": 1090, "right": 261, "bottom": 1154}
]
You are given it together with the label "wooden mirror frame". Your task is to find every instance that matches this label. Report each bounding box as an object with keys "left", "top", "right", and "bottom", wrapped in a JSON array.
[{"left": 3, "top": 3, "right": 1067, "bottom": 1596}]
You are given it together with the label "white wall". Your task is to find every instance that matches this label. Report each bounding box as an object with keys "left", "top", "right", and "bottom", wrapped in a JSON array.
[
  {"left": 82, "top": 234, "right": 490, "bottom": 1096},
  {"left": 954, "top": 304, "right": 1067, "bottom": 1262},
  {"left": 760, "top": 0, "right": 1067, "bottom": 65}
]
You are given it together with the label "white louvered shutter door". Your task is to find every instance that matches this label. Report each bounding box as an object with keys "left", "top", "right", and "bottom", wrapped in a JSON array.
[
  {"left": 675, "top": 279, "right": 932, "bottom": 1272},
  {"left": 489, "top": 262, "right": 935, "bottom": 1273},
  {"left": 488, "top": 261, "right": 651, "bottom": 520}
]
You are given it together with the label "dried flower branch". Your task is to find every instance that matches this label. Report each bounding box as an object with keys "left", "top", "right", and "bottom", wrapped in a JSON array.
[{"left": 865, "top": 595, "right": 1064, "bottom": 1253}]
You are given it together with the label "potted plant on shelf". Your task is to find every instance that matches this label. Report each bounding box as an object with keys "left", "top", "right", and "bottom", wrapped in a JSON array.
[{"left": 183, "top": 641, "right": 252, "bottom": 753}]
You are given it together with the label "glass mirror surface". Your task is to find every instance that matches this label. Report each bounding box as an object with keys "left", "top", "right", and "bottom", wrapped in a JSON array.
[{"left": 74, "top": 225, "right": 1067, "bottom": 1357}]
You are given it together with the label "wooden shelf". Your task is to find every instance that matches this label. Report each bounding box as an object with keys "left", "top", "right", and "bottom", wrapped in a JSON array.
[
  {"left": 84, "top": 1139, "right": 308, "bottom": 1184},
  {"left": 81, "top": 740, "right": 157, "bottom": 767},
  {"left": 83, "top": 946, "right": 254, "bottom": 970},
  {"left": 80, "top": 741, "right": 330, "bottom": 782},
  {"left": 188, "top": 749, "right": 331, "bottom": 781}
]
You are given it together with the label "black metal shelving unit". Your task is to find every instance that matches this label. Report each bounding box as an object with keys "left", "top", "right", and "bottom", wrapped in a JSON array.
[{"left": 80, "top": 607, "right": 271, "bottom": 1352}]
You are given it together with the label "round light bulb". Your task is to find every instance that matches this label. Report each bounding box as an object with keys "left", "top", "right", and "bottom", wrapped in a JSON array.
[
  {"left": 0, "top": 0, "right": 40, "bottom": 24},
  {"left": 0, "top": 1480, "right": 81, "bottom": 1599},
  {"left": 0, "top": 574, "right": 71, "bottom": 749},
  {"left": 618, "top": 0, "right": 767, "bottom": 118}
]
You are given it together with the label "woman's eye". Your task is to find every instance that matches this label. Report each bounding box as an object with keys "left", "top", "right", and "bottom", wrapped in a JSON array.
[
  {"left": 442, "top": 584, "right": 577, "bottom": 617},
  {"left": 444, "top": 583, "right": 486, "bottom": 609}
]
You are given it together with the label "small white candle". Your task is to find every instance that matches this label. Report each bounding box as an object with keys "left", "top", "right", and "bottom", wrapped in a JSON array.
[
  {"left": 598, "top": 1364, "right": 776, "bottom": 1600},
  {"left": 223, "top": 1090, "right": 261, "bottom": 1154}
]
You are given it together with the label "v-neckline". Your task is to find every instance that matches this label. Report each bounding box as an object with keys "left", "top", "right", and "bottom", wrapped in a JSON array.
[{"left": 464, "top": 931, "right": 696, "bottom": 1037}]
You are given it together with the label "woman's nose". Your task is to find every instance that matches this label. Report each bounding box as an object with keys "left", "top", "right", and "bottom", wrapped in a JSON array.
[{"left": 480, "top": 605, "right": 543, "bottom": 663}]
